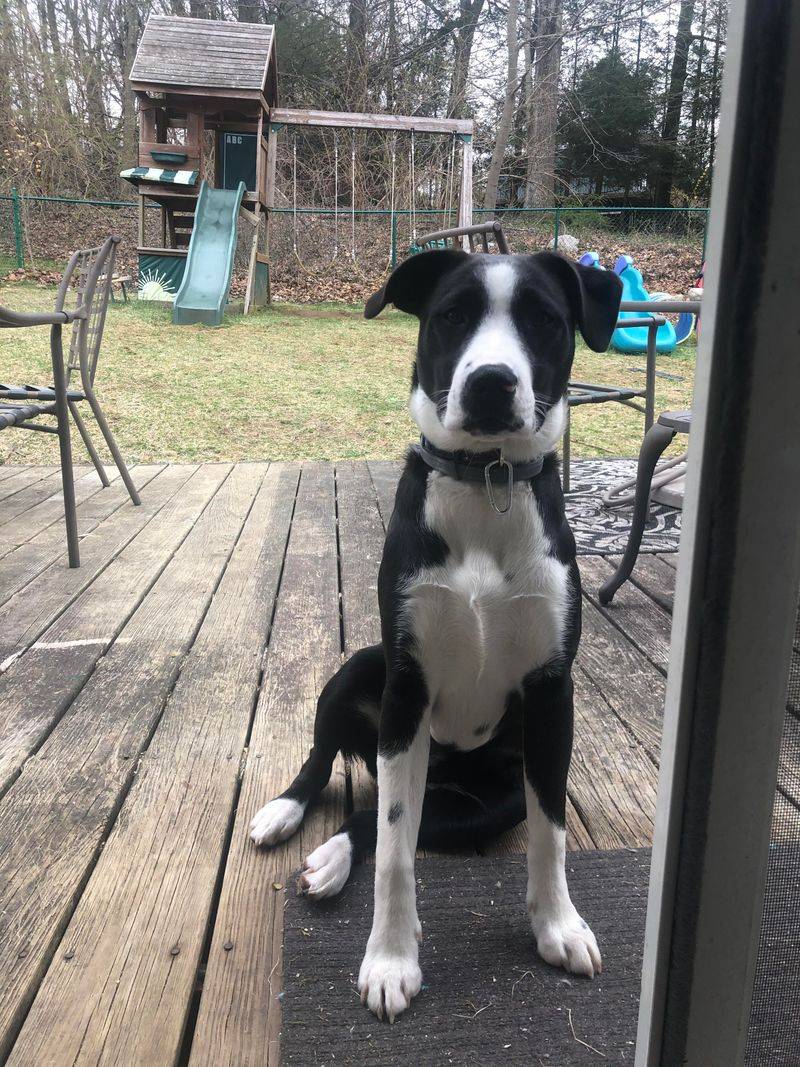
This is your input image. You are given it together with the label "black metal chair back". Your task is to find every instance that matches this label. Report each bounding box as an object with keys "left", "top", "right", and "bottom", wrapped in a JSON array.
[
  {"left": 55, "top": 237, "right": 119, "bottom": 388},
  {"left": 416, "top": 220, "right": 510, "bottom": 255}
]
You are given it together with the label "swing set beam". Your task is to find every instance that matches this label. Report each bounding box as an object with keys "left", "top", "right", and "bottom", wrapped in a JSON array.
[{"left": 270, "top": 107, "right": 473, "bottom": 137}]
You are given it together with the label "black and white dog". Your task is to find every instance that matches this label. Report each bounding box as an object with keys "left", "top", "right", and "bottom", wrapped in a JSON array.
[{"left": 250, "top": 249, "right": 622, "bottom": 1021}]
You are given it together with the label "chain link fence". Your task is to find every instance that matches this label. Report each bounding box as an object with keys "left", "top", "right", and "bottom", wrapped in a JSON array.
[{"left": 1, "top": 193, "right": 708, "bottom": 303}]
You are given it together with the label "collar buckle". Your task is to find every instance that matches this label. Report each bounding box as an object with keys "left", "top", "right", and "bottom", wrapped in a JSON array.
[{"left": 484, "top": 455, "right": 514, "bottom": 515}]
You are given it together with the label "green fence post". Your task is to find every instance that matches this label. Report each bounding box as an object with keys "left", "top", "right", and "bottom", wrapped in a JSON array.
[
  {"left": 391, "top": 213, "right": 398, "bottom": 268},
  {"left": 553, "top": 207, "right": 560, "bottom": 250},
  {"left": 11, "top": 187, "right": 23, "bottom": 268}
]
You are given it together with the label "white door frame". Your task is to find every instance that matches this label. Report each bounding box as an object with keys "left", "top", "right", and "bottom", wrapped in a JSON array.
[{"left": 635, "top": 1, "right": 800, "bottom": 1063}]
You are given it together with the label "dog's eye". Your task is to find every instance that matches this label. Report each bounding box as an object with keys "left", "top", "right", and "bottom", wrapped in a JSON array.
[
  {"left": 443, "top": 306, "right": 467, "bottom": 326},
  {"left": 528, "top": 308, "right": 556, "bottom": 328}
]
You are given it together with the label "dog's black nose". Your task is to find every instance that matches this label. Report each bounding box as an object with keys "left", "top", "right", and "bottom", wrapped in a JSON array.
[
  {"left": 465, "top": 363, "right": 518, "bottom": 400},
  {"left": 462, "top": 364, "right": 519, "bottom": 434}
]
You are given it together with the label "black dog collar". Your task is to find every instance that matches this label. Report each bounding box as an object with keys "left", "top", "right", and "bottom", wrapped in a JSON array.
[{"left": 413, "top": 436, "right": 544, "bottom": 515}]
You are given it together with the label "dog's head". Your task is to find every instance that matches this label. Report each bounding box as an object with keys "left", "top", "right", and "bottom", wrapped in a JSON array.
[{"left": 365, "top": 250, "right": 622, "bottom": 458}]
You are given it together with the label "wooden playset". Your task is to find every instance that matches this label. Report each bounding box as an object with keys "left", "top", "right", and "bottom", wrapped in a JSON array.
[{"left": 123, "top": 15, "right": 474, "bottom": 325}]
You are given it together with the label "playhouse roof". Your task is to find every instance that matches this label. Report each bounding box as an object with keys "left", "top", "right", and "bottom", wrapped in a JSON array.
[{"left": 130, "top": 16, "right": 277, "bottom": 103}]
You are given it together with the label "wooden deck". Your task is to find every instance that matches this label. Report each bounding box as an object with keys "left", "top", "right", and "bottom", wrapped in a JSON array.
[{"left": 0, "top": 460, "right": 683, "bottom": 1065}]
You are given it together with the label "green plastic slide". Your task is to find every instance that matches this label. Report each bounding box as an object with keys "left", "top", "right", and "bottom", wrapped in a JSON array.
[{"left": 173, "top": 180, "right": 246, "bottom": 327}]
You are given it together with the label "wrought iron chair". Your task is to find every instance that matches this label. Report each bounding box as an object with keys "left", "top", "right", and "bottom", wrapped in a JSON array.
[
  {"left": 0, "top": 237, "right": 140, "bottom": 567},
  {"left": 415, "top": 221, "right": 667, "bottom": 490}
]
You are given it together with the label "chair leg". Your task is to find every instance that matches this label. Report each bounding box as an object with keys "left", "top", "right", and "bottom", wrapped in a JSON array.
[
  {"left": 598, "top": 422, "right": 676, "bottom": 605},
  {"left": 562, "top": 408, "right": 571, "bottom": 493},
  {"left": 82, "top": 392, "right": 141, "bottom": 506},
  {"left": 70, "top": 401, "right": 110, "bottom": 486},
  {"left": 51, "top": 325, "right": 80, "bottom": 567}
]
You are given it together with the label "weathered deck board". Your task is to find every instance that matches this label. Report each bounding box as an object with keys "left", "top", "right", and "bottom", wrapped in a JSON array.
[
  {"left": 0, "top": 467, "right": 119, "bottom": 555},
  {"left": 569, "top": 666, "right": 659, "bottom": 847},
  {"left": 0, "top": 464, "right": 27, "bottom": 483},
  {"left": 578, "top": 601, "right": 666, "bottom": 760},
  {"left": 0, "top": 465, "right": 52, "bottom": 501},
  {"left": 188, "top": 465, "right": 347, "bottom": 1067},
  {"left": 0, "top": 461, "right": 710, "bottom": 1066},
  {"left": 8, "top": 465, "right": 301, "bottom": 1067},
  {"left": 0, "top": 464, "right": 224, "bottom": 795},
  {"left": 0, "top": 464, "right": 164, "bottom": 606},
  {"left": 623, "top": 552, "right": 677, "bottom": 613},
  {"left": 0, "top": 468, "right": 81, "bottom": 527},
  {"left": 0, "top": 463, "right": 261, "bottom": 1061},
  {"left": 367, "top": 458, "right": 401, "bottom": 526},
  {"left": 579, "top": 555, "right": 672, "bottom": 674}
]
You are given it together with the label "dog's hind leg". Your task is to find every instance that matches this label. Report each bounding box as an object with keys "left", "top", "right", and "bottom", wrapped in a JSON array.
[
  {"left": 250, "top": 645, "right": 384, "bottom": 847},
  {"left": 298, "top": 809, "right": 377, "bottom": 898},
  {"left": 298, "top": 768, "right": 525, "bottom": 900}
]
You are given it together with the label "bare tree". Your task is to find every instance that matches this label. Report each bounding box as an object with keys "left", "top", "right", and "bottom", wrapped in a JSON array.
[
  {"left": 654, "top": 0, "right": 694, "bottom": 204},
  {"left": 447, "top": 0, "right": 486, "bottom": 118},
  {"left": 484, "top": 0, "right": 519, "bottom": 210},
  {"left": 525, "top": 0, "right": 563, "bottom": 206}
]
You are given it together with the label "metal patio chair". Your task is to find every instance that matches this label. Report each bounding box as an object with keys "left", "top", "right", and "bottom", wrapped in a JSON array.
[
  {"left": 0, "top": 237, "right": 140, "bottom": 567},
  {"left": 598, "top": 409, "right": 692, "bottom": 605},
  {"left": 417, "top": 219, "right": 511, "bottom": 254},
  {"left": 416, "top": 222, "right": 670, "bottom": 490}
]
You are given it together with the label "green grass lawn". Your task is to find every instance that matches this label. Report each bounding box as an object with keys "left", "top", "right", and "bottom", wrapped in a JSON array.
[{"left": 0, "top": 281, "right": 695, "bottom": 465}]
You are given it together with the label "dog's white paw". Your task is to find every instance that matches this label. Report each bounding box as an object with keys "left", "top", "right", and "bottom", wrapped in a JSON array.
[
  {"left": 358, "top": 945, "right": 422, "bottom": 1022},
  {"left": 297, "top": 833, "right": 352, "bottom": 898},
  {"left": 531, "top": 907, "right": 602, "bottom": 978},
  {"left": 250, "top": 797, "right": 304, "bottom": 847}
]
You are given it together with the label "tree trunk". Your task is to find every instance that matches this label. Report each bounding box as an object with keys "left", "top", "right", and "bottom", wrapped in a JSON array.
[
  {"left": 447, "top": 0, "right": 486, "bottom": 118},
  {"left": 654, "top": 0, "right": 695, "bottom": 205},
  {"left": 635, "top": 0, "right": 645, "bottom": 74},
  {"left": 484, "top": 0, "right": 519, "bottom": 210},
  {"left": 525, "top": 0, "right": 563, "bottom": 207},
  {"left": 237, "top": 0, "right": 258, "bottom": 22},
  {"left": 707, "top": 5, "right": 723, "bottom": 177},
  {"left": 0, "top": 0, "right": 11, "bottom": 131},
  {"left": 347, "top": 0, "right": 368, "bottom": 110},
  {"left": 386, "top": 0, "right": 397, "bottom": 110},
  {"left": 688, "top": 0, "right": 706, "bottom": 182},
  {"left": 120, "top": 0, "right": 140, "bottom": 166}
]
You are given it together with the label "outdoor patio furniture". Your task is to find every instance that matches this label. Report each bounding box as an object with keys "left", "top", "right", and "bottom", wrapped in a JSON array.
[
  {"left": 0, "top": 236, "right": 140, "bottom": 567},
  {"left": 417, "top": 219, "right": 511, "bottom": 253},
  {"left": 0, "top": 236, "right": 140, "bottom": 504},
  {"left": 415, "top": 222, "right": 672, "bottom": 491},
  {"left": 1, "top": 308, "right": 83, "bottom": 566},
  {"left": 598, "top": 409, "right": 691, "bottom": 605}
]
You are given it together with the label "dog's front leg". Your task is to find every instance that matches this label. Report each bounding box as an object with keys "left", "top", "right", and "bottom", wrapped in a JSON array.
[
  {"left": 522, "top": 670, "right": 601, "bottom": 977},
  {"left": 358, "top": 664, "right": 431, "bottom": 1022}
]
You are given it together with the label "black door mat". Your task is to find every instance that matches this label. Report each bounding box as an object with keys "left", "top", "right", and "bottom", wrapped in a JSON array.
[{"left": 281, "top": 849, "right": 650, "bottom": 1066}]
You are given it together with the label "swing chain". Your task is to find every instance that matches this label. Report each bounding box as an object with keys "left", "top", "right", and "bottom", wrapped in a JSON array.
[
  {"left": 332, "top": 130, "right": 339, "bottom": 261},
  {"left": 409, "top": 128, "right": 416, "bottom": 246},
  {"left": 387, "top": 132, "right": 397, "bottom": 266},
  {"left": 351, "top": 130, "right": 357, "bottom": 265}
]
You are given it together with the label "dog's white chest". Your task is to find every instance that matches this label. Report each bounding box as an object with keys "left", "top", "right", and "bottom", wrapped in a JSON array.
[{"left": 403, "top": 475, "right": 570, "bottom": 750}]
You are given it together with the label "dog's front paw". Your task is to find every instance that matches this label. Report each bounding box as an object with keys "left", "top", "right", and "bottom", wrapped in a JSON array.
[
  {"left": 531, "top": 908, "right": 602, "bottom": 978},
  {"left": 249, "top": 797, "right": 304, "bottom": 847},
  {"left": 358, "top": 945, "right": 422, "bottom": 1022}
]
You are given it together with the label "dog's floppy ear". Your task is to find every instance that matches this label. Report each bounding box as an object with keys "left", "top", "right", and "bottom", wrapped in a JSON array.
[
  {"left": 364, "top": 248, "right": 469, "bottom": 319},
  {"left": 534, "top": 251, "right": 623, "bottom": 352}
]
